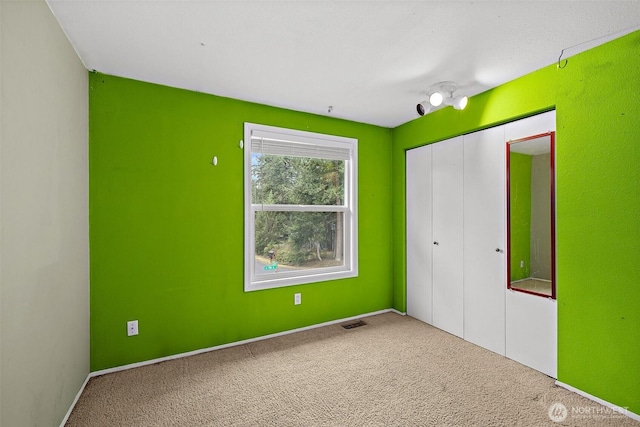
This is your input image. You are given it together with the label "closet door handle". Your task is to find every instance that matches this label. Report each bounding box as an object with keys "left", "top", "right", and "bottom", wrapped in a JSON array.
[
  {"left": 433, "top": 241, "right": 439, "bottom": 245},
  {"left": 495, "top": 248, "right": 503, "bottom": 253}
]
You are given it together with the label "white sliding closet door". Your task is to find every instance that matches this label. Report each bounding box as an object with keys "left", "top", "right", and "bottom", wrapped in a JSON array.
[
  {"left": 406, "top": 145, "right": 433, "bottom": 324},
  {"left": 432, "top": 136, "right": 464, "bottom": 337},
  {"left": 463, "top": 126, "right": 507, "bottom": 355}
]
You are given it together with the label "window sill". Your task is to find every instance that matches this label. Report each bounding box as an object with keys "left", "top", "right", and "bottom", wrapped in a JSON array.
[{"left": 245, "top": 267, "right": 358, "bottom": 292}]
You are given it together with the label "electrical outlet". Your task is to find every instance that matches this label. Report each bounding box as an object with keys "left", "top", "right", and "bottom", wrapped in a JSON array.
[
  {"left": 294, "top": 293, "right": 301, "bottom": 305},
  {"left": 127, "top": 320, "right": 138, "bottom": 336},
  {"left": 520, "top": 260, "right": 524, "bottom": 268}
]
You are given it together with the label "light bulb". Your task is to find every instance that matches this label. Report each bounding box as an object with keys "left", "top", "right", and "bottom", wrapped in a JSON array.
[{"left": 429, "top": 92, "right": 444, "bottom": 107}]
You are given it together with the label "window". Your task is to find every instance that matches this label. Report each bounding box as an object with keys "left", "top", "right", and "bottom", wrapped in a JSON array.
[{"left": 244, "top": 123, "right": 358, "bottom": 291}]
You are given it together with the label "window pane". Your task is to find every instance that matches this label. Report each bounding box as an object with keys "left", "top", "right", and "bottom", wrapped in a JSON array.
[
  {"left": 255, "top": 211, "right": 345, "bottom": 276},
  {"left": 252, "top": 155, "right": 344, "bottom": 205}
]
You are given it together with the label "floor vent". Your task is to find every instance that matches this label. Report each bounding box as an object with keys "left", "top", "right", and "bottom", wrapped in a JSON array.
[{"left": 341, "top": 320, "right": 367, "bottom": 330}]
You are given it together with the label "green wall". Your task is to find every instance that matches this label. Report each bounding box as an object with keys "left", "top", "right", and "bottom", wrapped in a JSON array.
[
  {"left": 89, "top": 73, "right": 393, "bottom": 371},
  {"left": 509, "top": 152, "right": 532, "bottom": 281},
  {"left": 392, "top": 31, "right": 640, "bottom": 414}
]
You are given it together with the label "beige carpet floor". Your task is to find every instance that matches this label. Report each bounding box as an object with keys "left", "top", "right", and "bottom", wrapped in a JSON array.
[{"left": 66, "top": 313, "right": 638, "bottom": 426}]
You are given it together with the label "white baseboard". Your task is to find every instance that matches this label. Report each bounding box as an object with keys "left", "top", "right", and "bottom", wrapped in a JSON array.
[
  {"left": 389, "top": 308, "right": 406, "bottom": 316},
  {"left": 555, "top": 380, "right": 640, "bottom": 422},
  {"left": 91, "top": 308, "right": 399, "bottom": 378},
  {"left": 59, "top": 373, "right": 90, "bottom": 427}
]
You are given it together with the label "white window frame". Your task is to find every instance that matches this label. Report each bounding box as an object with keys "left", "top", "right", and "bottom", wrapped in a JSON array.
[{"left": 244, "top": 123, "right": 358, "bottom": 292}]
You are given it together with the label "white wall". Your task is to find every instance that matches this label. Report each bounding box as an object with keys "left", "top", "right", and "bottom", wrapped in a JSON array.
[{"left": 0, "top": 1, "right": 89, "bottom": 425}]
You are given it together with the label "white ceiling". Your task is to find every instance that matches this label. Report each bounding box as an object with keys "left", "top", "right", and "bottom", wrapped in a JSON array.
[{"left": 46, "top": 1, "right": 640, "bottom": 128}]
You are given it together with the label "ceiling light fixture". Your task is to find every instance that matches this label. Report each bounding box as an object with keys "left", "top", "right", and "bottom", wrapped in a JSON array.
[{"left": 416, "top": 81, "right": 468, "bottom": 116}]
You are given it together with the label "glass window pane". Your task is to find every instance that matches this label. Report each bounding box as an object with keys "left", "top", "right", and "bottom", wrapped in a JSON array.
[
  {"left": 251, "top": 155, "right": 344, "bottom": 205},
  {"left": 254, "top": 211, "right": 345, "bottom": 276}
]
